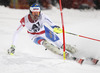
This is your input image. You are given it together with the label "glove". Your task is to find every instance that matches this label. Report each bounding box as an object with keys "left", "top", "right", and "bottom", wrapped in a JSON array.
[
  {"left": 53, "top": 26, "right": 62, "bottom": 34},
  {"left": 8, "top": 45, "right": 15, "bottom": 55}
]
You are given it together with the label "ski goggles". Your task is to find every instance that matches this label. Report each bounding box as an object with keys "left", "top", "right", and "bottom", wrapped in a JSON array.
[{"left": 32, "top": 11, "right": 40, "bottom": 16}]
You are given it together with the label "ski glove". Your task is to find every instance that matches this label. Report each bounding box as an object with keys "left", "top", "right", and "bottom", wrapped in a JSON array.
[
  {"left": 53, "top": 26, "right": 62, "bottom": 34},
  {"left": 8, "top": 45, "right": 15, "bottom": 55}
]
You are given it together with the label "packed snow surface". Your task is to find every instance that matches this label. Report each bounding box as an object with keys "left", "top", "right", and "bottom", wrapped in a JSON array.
[{"left": 0, "top": 6, "right": 100, "bottom": 73}]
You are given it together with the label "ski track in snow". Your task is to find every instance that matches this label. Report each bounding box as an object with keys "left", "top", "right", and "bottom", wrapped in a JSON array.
[{"left": 0, "top": 6, "right": 100, "bottom": 73}]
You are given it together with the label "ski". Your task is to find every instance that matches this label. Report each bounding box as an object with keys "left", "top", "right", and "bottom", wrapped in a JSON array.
[
  {"left": 72, "top": 57, "right": 99, "bottom": 65},
  {"left": 91, "top": 58, "right": 99, "bottom": 64},
  {"left": 71, "top": 57, "right": 84, "bottom": 64},
  {"left": 85, "top": 57, "right": 99, "bottom": 65},
  {"left": 63, "top": 52, "right": 99, "bottom": 65}
]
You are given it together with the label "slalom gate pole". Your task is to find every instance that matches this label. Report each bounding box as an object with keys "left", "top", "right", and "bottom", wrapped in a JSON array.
[
  {"left": 65, "top": 31, "right": 100, "bottom": 42},
  {"left": 59, "top": 0, "right": 66, "bottom": 60}
]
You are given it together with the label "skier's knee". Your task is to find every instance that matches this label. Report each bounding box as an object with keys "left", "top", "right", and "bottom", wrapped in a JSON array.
[{"left": 34, "top": 37, "right": 45, "bottom": 45}]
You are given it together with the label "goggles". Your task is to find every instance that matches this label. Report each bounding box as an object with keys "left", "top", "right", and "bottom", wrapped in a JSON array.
[{"left": 32, "top": 11, "right": 40, "bottom": 16}]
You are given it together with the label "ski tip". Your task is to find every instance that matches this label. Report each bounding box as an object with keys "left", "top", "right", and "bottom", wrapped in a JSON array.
[
  {"left": 91, "top": 58, "right": 99, "bottom": 65},
  {"left": 93, "top": 59, "right": 99, "bottom": 65},
  {"left": 72, "top": 57, "right": 84, "bottom": 65},
  {"left": 78, "top": 59, "right": 84, "bottom": 64},
  {"left": 95, "top": 60, "right": 99, "bottom": 65}
]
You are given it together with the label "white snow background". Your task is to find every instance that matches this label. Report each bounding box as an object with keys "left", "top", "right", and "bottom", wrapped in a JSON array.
[{"left": 0, "top": 6, "right": 100, "bottom": 73}]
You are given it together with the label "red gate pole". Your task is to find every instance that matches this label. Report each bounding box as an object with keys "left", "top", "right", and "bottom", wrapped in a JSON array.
[{"left": 59, "top": 0, "right": 66, "bottom": 60}]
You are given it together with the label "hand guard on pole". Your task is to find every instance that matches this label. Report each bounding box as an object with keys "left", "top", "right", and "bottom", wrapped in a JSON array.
[
  {"left": 8, "top": 45, "right": 15, "bottom": 55},
  {"left": 53, "top": 26, "right": 63, "bottom": 34}
]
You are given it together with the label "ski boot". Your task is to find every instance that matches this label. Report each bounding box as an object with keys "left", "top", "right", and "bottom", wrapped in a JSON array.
[
  {"left": 42, "top": 40, "right": 61, "bottom": 55},
  {"left": 61, "top": 44, "right": 77, "bottom": 54}
]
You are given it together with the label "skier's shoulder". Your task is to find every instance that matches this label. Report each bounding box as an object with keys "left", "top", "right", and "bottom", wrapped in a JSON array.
[
  {"left": 40, "top": 12, "right": 48, "bottom": 18},
  {"left": 40, "top": 12, "right": 51, "bottom": 21},
  {"left": 20, "top": 14, "right": 29, "bottom": 26}
]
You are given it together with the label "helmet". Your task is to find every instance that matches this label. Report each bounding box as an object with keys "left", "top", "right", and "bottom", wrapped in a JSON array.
[
  {"left": 30, "top": 3, "right": 41, "bottom": 12},
  {"left": 29, "top": 3, "right": 41, "bottom": 20}
]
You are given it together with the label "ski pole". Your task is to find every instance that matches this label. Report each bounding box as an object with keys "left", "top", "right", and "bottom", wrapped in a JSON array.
[
  {"left": 53, "top": 28, "right": 100, "bottom": 42},
  {"left": 65, "top": 31, "right": 100, "bottom": 42}
]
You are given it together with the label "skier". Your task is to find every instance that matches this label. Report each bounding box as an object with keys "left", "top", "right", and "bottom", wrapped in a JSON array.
[{"left": 8, "top": 3, "right": 77, "bottom": 57}]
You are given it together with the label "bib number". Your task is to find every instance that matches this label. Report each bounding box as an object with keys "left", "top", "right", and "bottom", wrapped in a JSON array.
[{"left": 32, "top": 22, "right": 40, "bottom": 32}]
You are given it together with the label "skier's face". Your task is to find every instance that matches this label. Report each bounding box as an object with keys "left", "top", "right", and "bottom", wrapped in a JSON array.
[{"left": 31, "top": 11, "right": 40, "bottom": 20}]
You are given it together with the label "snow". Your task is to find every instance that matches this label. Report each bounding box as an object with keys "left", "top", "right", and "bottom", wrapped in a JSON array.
[{"left": 0, "top": 6, "right": 100, "bottom": 73}]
